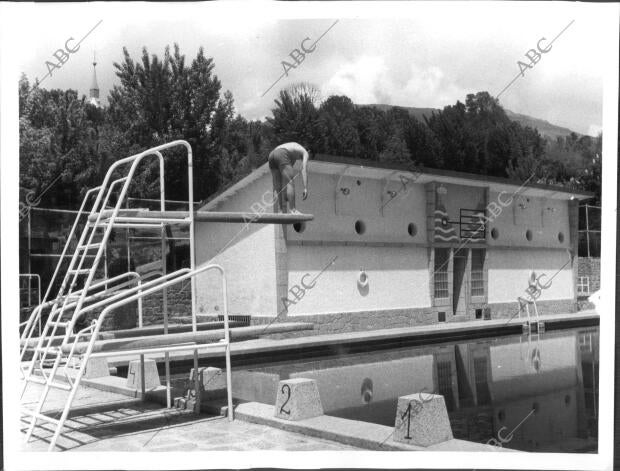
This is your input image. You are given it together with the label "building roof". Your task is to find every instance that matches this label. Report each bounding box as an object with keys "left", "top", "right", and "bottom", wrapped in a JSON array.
[{"left": 200, "top": 153, "right": 593, "bottom": 210}]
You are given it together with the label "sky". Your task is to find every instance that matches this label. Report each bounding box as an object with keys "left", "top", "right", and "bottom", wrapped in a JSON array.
[{"left": 7, "top": 1, "right": 616, "bottom": 136}]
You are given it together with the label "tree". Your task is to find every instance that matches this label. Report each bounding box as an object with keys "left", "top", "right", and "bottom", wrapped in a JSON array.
[
  {"left": 266, "top": 89, "right": 321, "bottom": 150},
  {"left": 317, "top": 95, "right": 361, "bottom": 157},
  {"left": 19, "top": 76, "right": 101, "bottom": 208},
  {"left": 108, "top": 44, "right": 228, "bottom": 201}
]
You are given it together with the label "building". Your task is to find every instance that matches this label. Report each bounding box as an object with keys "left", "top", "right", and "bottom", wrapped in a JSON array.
[{"left": 194, "top": 155, "right": 592, "bottom": 333}]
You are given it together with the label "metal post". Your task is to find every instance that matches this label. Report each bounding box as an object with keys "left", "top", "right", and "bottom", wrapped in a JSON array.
[
  {"left": 159, "top": 155, "right": 171, "bottom": 409},
  {"left": 27, "top": 210, "right": 32, "bottom": 279},
  {"left": 188, "top": 147, "right": 201, "bottom": 414},
  {"left": 585, "top": 204, "right": 590, "bottom": 258}
]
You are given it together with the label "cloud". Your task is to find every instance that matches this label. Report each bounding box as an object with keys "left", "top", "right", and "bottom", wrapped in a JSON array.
[
  {"left": 322, "top": 56, "right": 391, "bottom": 104},
  {"left": 321, "top": 55, "right": 467, "bottom": 108},
  {"left": 587, "top": 124, "right": 602, "bottom": 137}
]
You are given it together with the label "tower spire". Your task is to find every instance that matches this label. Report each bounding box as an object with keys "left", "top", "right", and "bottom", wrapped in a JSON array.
[{"left": 89, "top": 51, "right": 101, "bottom": 107}]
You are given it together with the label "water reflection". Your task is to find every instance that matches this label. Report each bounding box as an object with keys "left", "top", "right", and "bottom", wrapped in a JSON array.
[{"left": 235, "top": 327, "right": 599, "bottom": 453}]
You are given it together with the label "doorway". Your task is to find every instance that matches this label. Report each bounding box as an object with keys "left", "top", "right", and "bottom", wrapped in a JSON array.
[{"left": 453, "top": 249, "right": 468, "bottom": 315}]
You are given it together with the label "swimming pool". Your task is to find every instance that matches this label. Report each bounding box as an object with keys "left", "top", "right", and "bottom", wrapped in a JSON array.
[{"left": 220, "top": 326, "right": 598, "bottom": 452}]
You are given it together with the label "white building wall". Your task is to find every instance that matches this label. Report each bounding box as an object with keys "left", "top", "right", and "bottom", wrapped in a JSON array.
[
  {"left": 286, "top": 245, "right": 431, "bottom": 315},
  {"left": 487, "top": 248, "right": 574, "bottom": 303},
  {"left": 194, "top": 172, "right": 278, "bottom": 316}
]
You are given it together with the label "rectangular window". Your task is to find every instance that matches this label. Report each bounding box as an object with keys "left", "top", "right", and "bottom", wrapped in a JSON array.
[
  {"left": 577, "top": 276, "right": 590, "bottom": 295},
  {"left": 471, "top": 248, "right": 485, "bottom": 297},
  {"left": 434, "top": 248, "right": 449, "bottom": 299}
]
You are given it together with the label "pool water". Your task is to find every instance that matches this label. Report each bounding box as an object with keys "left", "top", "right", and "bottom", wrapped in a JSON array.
[{"left": 226, "top": 326, "right": 598, "bottom": 453}]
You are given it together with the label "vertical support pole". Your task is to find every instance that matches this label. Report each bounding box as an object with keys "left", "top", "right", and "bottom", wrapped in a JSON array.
[
  {"left": 138, "top": 278, "right": 145, "bottom": 399},
  {"left": 103, "top": 245, "right": 108, "bottom": 290},
  {"left": 159, "top": 155, "right": 171, "bottom": 409},
  {"left": 186, "top": 144, "right": 200, "bottom": 414},
  {"left": 27, "top": 210, "right": 32, "bottom": 283},
  {"left": 222, "top": 274, "right": 233, "bottom": 420},
  {"left": 585, "top": 204, "right": 590, "bottom": 258}
]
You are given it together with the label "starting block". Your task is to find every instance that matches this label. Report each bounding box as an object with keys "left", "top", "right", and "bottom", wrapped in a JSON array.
[
  {"left": 126, "top": 358, "right": 161, "bottom": 390},
  {"left": 393, "top": 393, "right": 453, "bottom": 447},
  {"left": 83, "top": 357, "right": 110, "bottom": 379},
  {"left": 274, "top": 378, "right": 323, "bottom": 421}
]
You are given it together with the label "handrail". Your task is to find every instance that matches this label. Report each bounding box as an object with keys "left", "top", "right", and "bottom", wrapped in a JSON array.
[
  {"left": 19, "top": 272, "right": 150, "bottom": 365},
  {"left": 47, "top": 263, "right": 228, "bottom": 450},
  {"left": 63, "top": 264, "right": 224, "bottom": 349},
  {"left": 20, "top": 272, "right": 143, "bottom": 346}
]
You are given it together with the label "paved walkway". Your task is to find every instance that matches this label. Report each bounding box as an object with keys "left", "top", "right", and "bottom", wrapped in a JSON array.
[{"left": 20, "top": 383, "right": 359, "bottom": 452}]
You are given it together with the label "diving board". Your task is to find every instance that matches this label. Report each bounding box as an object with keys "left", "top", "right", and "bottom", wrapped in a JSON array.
[{"left": 88, "top": 209, "right": 314, "bottom": 224}]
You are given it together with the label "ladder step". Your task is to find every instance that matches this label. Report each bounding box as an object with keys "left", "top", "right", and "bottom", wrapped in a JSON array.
[
  {"left": 77, "top": 243, "right": 102, "bottom": 250},
  {"left": 34, "top": 346, "right": 60, "bottom": 353},
  {"left": 68, "top": 269, "right": 91, "bottom": 275},
  {"left": 20, "top": 409, "right": 61, "bottom": 425},
  {"left": 49, "top": 321, "right": 70, "bottom": 328}
]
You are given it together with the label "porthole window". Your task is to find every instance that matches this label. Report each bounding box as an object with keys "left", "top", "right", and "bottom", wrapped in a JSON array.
[
  {"left": 491, "top": 228, "right": 499, "bottom": 240},
  {"left": 356, "top": 179, "right": 362, "bottom": 186},
  {"left": 293, "top": 222, "right": 306, "bottom": 233},
  {"left": 558, "top": 232, "right": 564, "bottom": 243},
  {"left": 525, "top": 229, "right": 533, "bottom": 241},
  {"left": 355, "top": 220, "right": 366, "bottom": 235},
  {"left": 407, "top": 223, "right": 417, "bottom": 237},
  {"left": 498, "top": 410, "right": 506, "bottom": 422},
  {"left": 564, "top": 394, "right": 571, "bottom": 406}
]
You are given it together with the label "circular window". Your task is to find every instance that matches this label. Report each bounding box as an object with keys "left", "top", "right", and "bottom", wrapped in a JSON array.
[
  {"left": 491, "top": 228, "right": 499, "bottom": 240},
  {"left": 355, "top": 220, "right": 366, "bottom": 235},
  {"left": 293, "top": 222, "right": 306, "bottom": 233},
  {"left": 525, "top": 229, "right": 533, "bottom": 241},
  {"left": 558, "top": 232, "right": 564, "bottom": 243},
  {"left": 356, "top": 179, "right": 362, "bottom": 186},
  {"left": 564, "top": 394, "right": 571, "bottom": 406},
  {"left": 407, "top": 223, "right": 417, "bottom": 237}
]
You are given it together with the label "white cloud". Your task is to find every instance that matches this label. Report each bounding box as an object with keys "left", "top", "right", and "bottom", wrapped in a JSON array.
[
  {"left": 587, "top": 124, "right": 602, "bottom": 137},
  {"left": 321, "top": 56, "right": 466, "bottom": 109},
  {"left": 322, "top": 56, "right": 391, "bottom": 104}
]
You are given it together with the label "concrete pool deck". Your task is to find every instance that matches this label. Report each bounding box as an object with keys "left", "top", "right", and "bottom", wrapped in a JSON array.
[
  {"left": 102, "top": 309, "right": 598, "bottom": 368},
  {"left": 19, "top": 382, "right": 361, "bottom": 452},
  {"left": 19, "top": 382, "right": 503, "bottom": 453},
  {"left": 234, "top": 402, "right": 508, "bottom": 452}
]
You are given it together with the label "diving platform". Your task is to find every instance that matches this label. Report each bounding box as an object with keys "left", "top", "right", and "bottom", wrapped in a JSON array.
[{"left": 87, "top": 209, "right": 314, "bottom": 224}]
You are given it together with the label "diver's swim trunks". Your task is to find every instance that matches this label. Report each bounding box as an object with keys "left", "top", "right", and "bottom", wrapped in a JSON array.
[{"left": 268, "top": 147, "right": 300, "bottom": 170}]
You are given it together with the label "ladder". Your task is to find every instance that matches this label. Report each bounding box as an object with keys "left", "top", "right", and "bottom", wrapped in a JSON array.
[
  {"left": 19, "top": 141, "right": 232, "bottom": 451},
  {"left": 19, "top": 186, "right": 104, "bottom": 369}
]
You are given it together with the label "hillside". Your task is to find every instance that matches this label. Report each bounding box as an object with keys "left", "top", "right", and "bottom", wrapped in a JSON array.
[{"left": 359, "top": 104, "right": 577, "bottom": 140}]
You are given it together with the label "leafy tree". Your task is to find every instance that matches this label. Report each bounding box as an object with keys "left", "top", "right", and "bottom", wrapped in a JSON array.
[
  {"left": 317, "top": 95, "right": 361, "bottom": 157},
  {"left": 266, "top": 89, "right": 321, "bottom": 150}
]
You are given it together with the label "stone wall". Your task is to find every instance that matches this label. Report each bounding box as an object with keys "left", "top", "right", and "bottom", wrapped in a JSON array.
[
  {"left": 578, "top": 257, "right": 600, "bottom": 295},
  {"left": 76, "top": 283, "right": 192, "bottom": 331},
  {"left": 249, "top": 299, "right": 578, "bottom": 338},
  {"left": 141, "top": 283, "right": 193, "bottom": 325}
]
